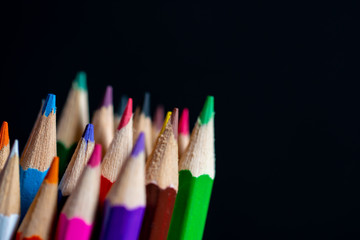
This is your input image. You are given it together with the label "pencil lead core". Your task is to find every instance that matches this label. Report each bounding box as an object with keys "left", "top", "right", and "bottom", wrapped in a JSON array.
[
  {"left": 88, "top": 144, "right": 102, "bottom": 167},
  {"left": 101, "top": 86, "right": 113, "bottom": 108},
  {"left": 73, "top": 71, "right": 87, "bottom": 91},
  {"left": 199, "top": 96, "right": 214, "bottom": 125},
  {"left": 82, "top": 124, "right": 94, "bottom": 142},
  {"left": 179, "top": 108, "right": 189, "bottom": 135},
  {"left": 0, "top": 121, "right": 9, "bottom": 150},
  {"left": 171, "top": 108, "right": 179, "bottom": 140},
  {"left": 154, "top": 105, "right": 165, "bottom": 130},
  {"left": 45, "top": 157, "right": 59, "bottom": 183},
  {"left": 9, "top": 139, "right": 19, "bottom": 159},
  {"left": 160, "top": 111, "right": 172, "bottom": 135},
  {"left": 42, "top": 94, "right": 57, "bottom": 117},
  {"left": 132, "top": 132, "right": 145, "bottom": 157},
  {"left": 116, "top": 95, "right": 128, "bottom": 116},
  {"left": 142, "top": 92, "right": 151, "bottom": 117},
  {"left": 118, "top": 98, "right": 133, "bottom": 130}
]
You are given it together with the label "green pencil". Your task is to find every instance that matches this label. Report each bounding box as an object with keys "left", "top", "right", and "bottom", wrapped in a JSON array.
[
  {"left": 167, "top": 96, "right": 215, "bottom": 240},
  {"left": 57, "top": 71, "right": 89, "bottom": 177}
]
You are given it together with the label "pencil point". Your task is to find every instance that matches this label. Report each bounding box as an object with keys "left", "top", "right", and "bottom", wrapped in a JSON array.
[
  {"left": 82, "top": 124, "right": 94, "bottom": 142},
  {"left": 88, "top": 144, "right": 102, "bottom": 167},
  {"left": 160, "top": 111, "right": 172, "bottom": 135},
  {"left": 171, "top": 108, "right": 179, "bottom": 140},
  {"left": 9, "top": 139, "right": 19, "bottom": 158},
  {"left": 73, "top": 71, "right": 87, "bottom": 91},
  {"left": 118, "top": 98, "right": 133, "bottom": 130},
  {"left": 132, "top": 132, "right": 145, "bottom": 157},
  {"left": 179, "top": 108, "right": 189, "bottom": 135},
  {"left": 116, "top": 95, "right": 128, "bottom": 116},
  {"left": 142, "top": 92, "right": 151, "bottom": 117},
  {"left": 42, "top": 94, "right": 57, "bottom": 117},
  {"left": 45, "top": 157, "right": 59, "bottom": 183},
  {"left": 101, "top": 86, "right": 113, "bottom": 108},
  {"left": 0, "top": 121, "right": 9, "bottom": 150},
  {"left": 154, "top": 105, "right": 165, "bottom": 130},
  {"left": 199, "top": 96, "right": 214, "bottom": 125}
]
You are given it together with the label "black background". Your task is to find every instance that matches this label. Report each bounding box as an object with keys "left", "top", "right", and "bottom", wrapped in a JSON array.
[{"left": 1, "top": 1, "right": 359, "bottom": 239}]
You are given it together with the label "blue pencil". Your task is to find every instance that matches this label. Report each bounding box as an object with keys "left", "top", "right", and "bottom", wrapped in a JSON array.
[{"left": 19, "top": 93, "right": 57, "bottom": 219}]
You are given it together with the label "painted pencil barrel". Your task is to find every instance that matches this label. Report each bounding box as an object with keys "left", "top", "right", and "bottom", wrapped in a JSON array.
[
  {"left": 57, "top": 214, "right": 93, "bottom": 240},
  {"left": 0, "top": 214, "right": 19, "bottom": 240},
  {"left": 167, "top": 170, "right": 214, "bottom": 240},
  {"left": 101, "top": 202, "right": 145, "bottom": 240},
  {"left": 99, "top": 176, "right": 113, "bottom": 205},
  {"left": 57, "top": 142, "right": 77, "bottom": 178},
  {"left": 140, "top": 184, "right": 177, "bottom": 240},
  {"left": 19, "top": 167, "right": 48, "bottom": 219}
]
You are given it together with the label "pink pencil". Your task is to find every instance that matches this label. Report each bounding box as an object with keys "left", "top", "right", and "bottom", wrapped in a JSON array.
[
  {"left": 178, "top": 108, "right": 190, "bottom": 157},
  {"left": 56, "top": 144, "right": 102, "bottom": 240}
]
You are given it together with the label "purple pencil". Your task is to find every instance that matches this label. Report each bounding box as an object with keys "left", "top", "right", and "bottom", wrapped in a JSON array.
[{"left": 100, "top": 132, "right": 146, "bottom": 240}]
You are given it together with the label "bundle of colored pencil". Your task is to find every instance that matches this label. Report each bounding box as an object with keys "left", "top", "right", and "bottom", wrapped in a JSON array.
[{"left": 0, "top": 72, "right": 215, "bottom": 240}]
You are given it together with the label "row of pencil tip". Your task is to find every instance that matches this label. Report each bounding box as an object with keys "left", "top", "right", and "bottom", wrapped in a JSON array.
[{"left": 0, "top": 71, "right": 215, "bottom": 240}]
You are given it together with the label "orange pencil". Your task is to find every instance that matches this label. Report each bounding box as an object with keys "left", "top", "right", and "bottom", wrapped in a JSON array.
[{"left": 0, "top": 121, "right": 10, "bottom": 172}]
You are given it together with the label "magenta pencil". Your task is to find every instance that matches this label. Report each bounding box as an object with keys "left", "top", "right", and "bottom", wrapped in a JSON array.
[
  {"left": 100, "top": 133, "right": 146, "bottom": 240},
  {"left": 56, "top": 144, "right": 101, "bottom": 240},
  {"left": 178, "top": 108, "right": 190, "bottom": 157}
]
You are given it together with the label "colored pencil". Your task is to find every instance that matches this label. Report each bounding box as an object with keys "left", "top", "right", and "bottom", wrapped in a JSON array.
[
  {"left": 178, "top": 108, "right": 190, "bottom": 157},
  {"left": 20, "top": 94, "right": 57, "bottom": 219},
  {"left": 167, "top": 96, "right": 215, "bottom": 240},
  {"left": 151, "top": 105, "right": 164, "bottom": 147},
  {"left": 0, "top": 140, "right": 20, "bottom": 240},
  {"left": 100, "top": 132, "right": 146, "bottom": 240},
  {"left": 114, "top": 95, "right": 128, "bottom": 131},
  {"left": 135, "top": 92, "right": 152, "bottom": 157},
  {"left": 100, "top": 98, "right": 133, "bottom": 205},
  {"left": 0, "top": 121, "right": 10, "bottom": 172},
  {"left": 140, "top": 109, "right": 179, "bottom": 240},
  {"left": 16, "top": 157, "right": 59, "bottom": 240},
  {"left": 57, "top": 72, "right": 89, "bottom": 177},
  {"left": 56, "top": 144, "right": 101, "bottom": 240},
  {"left": 58, "top": 124, "right": 95, "bottom": 206},
  {"left": 92, "top": 86, "right": 114, "bottom": 157}
]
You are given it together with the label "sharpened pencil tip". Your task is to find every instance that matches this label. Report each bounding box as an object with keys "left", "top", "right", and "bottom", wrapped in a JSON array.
[
  {"left": 45, "top": 157, "right": 59, "bottom": 184},
  {"left": 9, "top": 139, "right": 18, "bottom": 159},
  {"left": 88, "top": 144, "right": 102, "bottom": 167},
  {"left": 132, "top": 132, "right": 145, "bottom": 157},
  {"left": 160, "top": 111, "right": 172, "bottom": 135},
  {"left": 101, "top": 86, "right": 113, "bottom": 108},
  {"left": 42, "top": 94, "right": 56, "bottom": 117},
  {"left": 73, "top": 71, "right": 87, "bottom": 91},
  {"left": 82, "top": 124, "right": 94, "bottom": 142},
  {"left": 116, "top": 95, "right": 128, "bottom": 116},
  {"left": 117, "top": 98, "right": 133, "bottom": 130},
  {"left": 199, "top": 96, "right": 214, "bottom": 125},
  {"left": 0, "top": 121, "right": 9, "bottom": 150},
  {"left": 142, "top": 92, "right": 151, "bottom": 117},
  {"left": 171, "top": 108, "right": 179, "bottom": 140},
  {"left": 179, "top": 108, "right": 189, "bottom": 135},
  {"left": 154, "top": 105, "right": 165, "bottom": 130}
]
